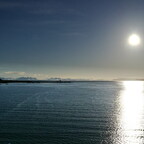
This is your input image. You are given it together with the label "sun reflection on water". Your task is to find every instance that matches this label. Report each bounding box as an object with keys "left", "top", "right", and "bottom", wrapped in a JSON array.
[{"left": 119, "top": 81, "right": 144, "bottom": 143}]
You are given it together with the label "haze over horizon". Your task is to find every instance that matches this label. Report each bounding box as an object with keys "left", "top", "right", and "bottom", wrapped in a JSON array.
[{"left": 1, "top": 0, "right": 144, "bottom": 80}]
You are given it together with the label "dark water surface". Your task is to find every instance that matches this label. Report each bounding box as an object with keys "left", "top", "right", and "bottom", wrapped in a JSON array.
[{"left": 0, "top": 81, "right": 144, "bottom": 144}]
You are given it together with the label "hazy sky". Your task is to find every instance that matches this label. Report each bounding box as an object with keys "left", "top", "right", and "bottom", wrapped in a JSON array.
[{"left": 1, "top": 0, "right": 144, "bottom": 80}]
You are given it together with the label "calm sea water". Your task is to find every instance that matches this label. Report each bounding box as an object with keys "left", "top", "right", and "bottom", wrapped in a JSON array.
[{"left": 0, "top": 81, "right": 144, "bottom": 144}]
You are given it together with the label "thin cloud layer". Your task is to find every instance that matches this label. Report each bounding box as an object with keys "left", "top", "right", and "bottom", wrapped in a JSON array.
[
  {"left": 4, "top": 71, "right": 26, "bottom": 76},
  {"left": 4, "top": 71, "right": 50, "bottom": 80}
]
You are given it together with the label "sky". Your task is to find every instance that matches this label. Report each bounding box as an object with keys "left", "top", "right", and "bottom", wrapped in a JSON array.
[{"left": 1, "top": 0, "right": 144, "bottom": 80}]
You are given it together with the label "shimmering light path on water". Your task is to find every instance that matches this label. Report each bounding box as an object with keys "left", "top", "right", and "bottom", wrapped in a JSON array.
[
  {"left": 119, "top": 81, "right": 144, "bottom": 143},
  {"left": 0, "top": 81, "right": 144, "bottom": 144}
]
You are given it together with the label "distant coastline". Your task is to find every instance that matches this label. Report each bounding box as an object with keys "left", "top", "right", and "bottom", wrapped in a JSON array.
[
  {"left": 0, "top": 78, "right": 143, "bottom": 84},
  {"left": 0, "top": 79, "right": 71, "bottom": 84},
  {"left": 0, "top": 79, "right": 115, "bottom": 84}
]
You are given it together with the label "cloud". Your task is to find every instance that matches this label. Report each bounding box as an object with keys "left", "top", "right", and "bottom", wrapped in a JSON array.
[
  {"left": 29, "top": 7, "right": 84, "bottom": 17},
  {"left": 61, "top": 32, "right": 86, "bottom": 36},
  {"left": 30, "top": 73, "right": 49, "bottom": 79},
  {"left": 0, "top": 1, "right": 57, "bottom": 12},
  {"left": 4, "top": 71, "right": 50, "bottom": 80},
  {"left": 29, "top": 9, "right": 55, "bottom": 15},
  {"left": 25, "top": 20, "right": 66, "bottom": 25},
  {"left": 4, "top": 71, "right": 26, "bottom": 76},
  {"left": 0, "top": 1, "right": 84, "bottom": 16}
]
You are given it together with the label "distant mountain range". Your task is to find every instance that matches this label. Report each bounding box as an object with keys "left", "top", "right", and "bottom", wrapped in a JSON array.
[
  {"left": 0, "top": 77, "right": 91, "bottom": 81},
  {"left": 16, "top": 77, "right": 37, "bottom": 80},
  {"left": 2, "top": 77, "right": 142, "bottom": 82},
  {"left": 0, "top": 77, "right": 37, "bottom": 80}
]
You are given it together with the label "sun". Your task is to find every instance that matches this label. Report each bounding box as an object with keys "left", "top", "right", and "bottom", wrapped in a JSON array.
[{"left": 128, "top": 34, "right": 141, "bottom": 46}]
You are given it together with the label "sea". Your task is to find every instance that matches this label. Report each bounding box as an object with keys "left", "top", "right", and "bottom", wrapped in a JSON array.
[{"left": 0, "top": 81, "right": 144, "bottom": 144}]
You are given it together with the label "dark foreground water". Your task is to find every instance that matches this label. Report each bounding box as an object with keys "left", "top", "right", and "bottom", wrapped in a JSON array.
[{"left": 0, "top": 81, "right": 144, "bottom": 144}]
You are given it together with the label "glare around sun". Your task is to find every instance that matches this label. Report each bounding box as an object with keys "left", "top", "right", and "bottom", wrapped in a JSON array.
[{"left": 128, "top": 34, "right": 141, "bottom": 46}]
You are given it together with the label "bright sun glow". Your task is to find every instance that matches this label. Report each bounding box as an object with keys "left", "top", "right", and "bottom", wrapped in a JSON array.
[{"left": 128, "top": 34, "right": 141, "bottom": 46}]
